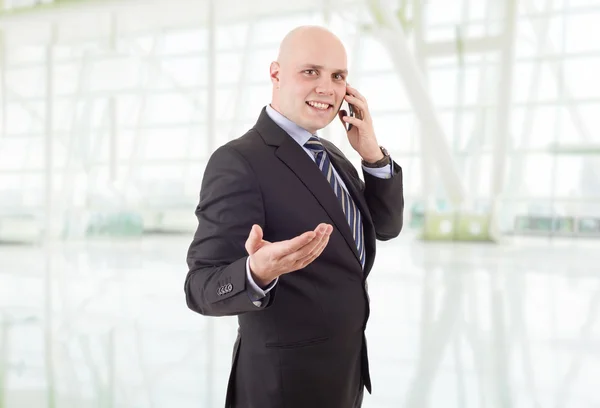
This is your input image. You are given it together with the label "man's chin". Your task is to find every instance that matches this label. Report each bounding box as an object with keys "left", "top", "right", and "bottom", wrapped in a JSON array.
[{"left": 301, "top": 116, "right": 335, "bottom": 133}]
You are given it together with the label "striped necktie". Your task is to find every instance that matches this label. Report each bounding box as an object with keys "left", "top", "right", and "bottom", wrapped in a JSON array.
[{"left": 305, "top": 136, "right": 365, "bottom": 268}]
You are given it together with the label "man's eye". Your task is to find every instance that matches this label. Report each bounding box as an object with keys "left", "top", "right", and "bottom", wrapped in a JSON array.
[
  {"left": 305, "top": 69, "right": 316, "bottom": 75},
  {"left": 334, "top": 74, "right": 344, "bottom": 80}
]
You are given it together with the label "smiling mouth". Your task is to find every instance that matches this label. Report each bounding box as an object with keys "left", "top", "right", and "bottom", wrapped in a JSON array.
[{"left": 306, "top": 101, "right": 333, "bottom": 111}]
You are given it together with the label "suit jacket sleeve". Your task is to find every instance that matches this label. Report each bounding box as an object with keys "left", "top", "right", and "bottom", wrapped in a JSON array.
[
  {"left": 362, "top": 160, "right": 404, "bottom": 241},
  {"left": 184, "top": 144, "right": 275, "bottom": 317}
]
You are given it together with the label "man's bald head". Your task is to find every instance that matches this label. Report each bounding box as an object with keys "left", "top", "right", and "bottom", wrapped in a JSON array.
[
  {"left": 269, "top": 26, "right": 349, "bottom": 134},
  {"left": 276, "top": 26, "right": 346, "bottom": 67}
]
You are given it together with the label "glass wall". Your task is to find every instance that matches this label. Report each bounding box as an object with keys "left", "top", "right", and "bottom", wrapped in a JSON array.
[
  {"left": 3, "top": 0, "right": 598, "bottom": 240},
  {"left": 1, "top": 0, "right": 600, "bottom": 407}
]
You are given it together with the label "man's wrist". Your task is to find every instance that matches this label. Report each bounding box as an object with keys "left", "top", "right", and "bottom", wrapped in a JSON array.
[
  {"left": 362, "top": 151, "right": 385, "bottom": 163},
  {"left": 249, "top": 257, "right": 274, "bottom": 288},
  {"left": 362, "top": 146, "right": 391, "bottom": 168}
]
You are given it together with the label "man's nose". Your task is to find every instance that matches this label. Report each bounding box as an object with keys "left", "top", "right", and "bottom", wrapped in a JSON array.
[{"left": 315, "top": 77, "right": 334, "bottom": 95}]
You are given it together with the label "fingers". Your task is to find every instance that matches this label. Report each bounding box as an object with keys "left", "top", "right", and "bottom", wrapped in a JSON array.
[
  {"left": 346, "top": 84, "right": 366, "bottom": 102},
  {"left": 295, "top": 229, "right": 331, "bottom": 267},
  {"left": 276, "top": 229, "right": 319, "bottom": 258},
  {"left": 341, "top": 114, "right": 363, "bottom": 128},
  {"left": 283, "top": 224, "right": 332, "bottom": 265},
  {"left": 345, "top": 85, "right": 370, "bottom": 125},
  {"left": 344, "top": 94, "right": 367, "bottom": 118},
  {"left": 344, "top": 93, "right": 365, "bottom": 107}
]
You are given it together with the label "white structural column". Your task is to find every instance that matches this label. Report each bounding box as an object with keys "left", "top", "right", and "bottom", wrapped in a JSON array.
[
  {"left": 453, "top": 3, "right": 470, "bottom": 205},
  {"left": 505, "top": 0, "right": 554, "bottom": 200},
  {"left": 44, "top": 22, "right": 57, "bottom": 408},
  {"left": 0, "top": 29, "right": 5, "bottom": 140},
  {"left": 412, "top": 0, "right": 436, "bottom": 211},
  {"left": 490, "top": 0, "right": 517, "bottom": 214},
  {"left": 466, "top": 0, "right": 495, "bottom": 200},
  {"left": 44, "top": 29, "right": 57, "bottom": 240},
  {"left": 109, "top": 13, "right": 118, "bottom": 183},
  {"left": 366, "top": 0, "right": 467, "bottom": 207}
]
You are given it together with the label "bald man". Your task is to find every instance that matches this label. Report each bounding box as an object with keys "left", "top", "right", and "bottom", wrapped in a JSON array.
[{"left": 185, "top": 26, "right": 404, "bottom": 408}]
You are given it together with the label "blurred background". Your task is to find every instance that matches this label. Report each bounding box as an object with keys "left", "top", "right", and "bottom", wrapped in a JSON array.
[{"left": 0, "top": 0, "right": 599, "bottom": 406}]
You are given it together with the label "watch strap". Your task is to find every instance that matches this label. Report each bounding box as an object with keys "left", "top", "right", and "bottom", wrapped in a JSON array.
[{"left": 362, "top": 146, "right": 391, "bottom": 168}]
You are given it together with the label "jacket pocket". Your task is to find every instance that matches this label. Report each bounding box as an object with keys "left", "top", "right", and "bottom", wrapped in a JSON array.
[{"left": 265, "top": 336, "right": 329, "bottom": 349}]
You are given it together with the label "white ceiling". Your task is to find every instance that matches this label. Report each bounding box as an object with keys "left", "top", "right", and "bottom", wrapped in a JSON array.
[{"left": 0, "top": 0, "right": 363, "bottom": 45}]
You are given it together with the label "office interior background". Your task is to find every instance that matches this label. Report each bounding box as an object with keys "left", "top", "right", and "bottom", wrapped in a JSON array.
[{"left": 0, "top": 0, "right": 599, "bottom": 406}]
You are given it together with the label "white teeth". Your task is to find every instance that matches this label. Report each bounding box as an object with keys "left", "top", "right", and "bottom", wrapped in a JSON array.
[{"left": 308, "top": 101, "right": 329, "bottom": 110}]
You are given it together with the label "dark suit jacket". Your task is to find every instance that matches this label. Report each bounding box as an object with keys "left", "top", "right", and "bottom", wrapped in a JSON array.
[{"left": 185, "top": 107, "right": 404, "bottom": 408}]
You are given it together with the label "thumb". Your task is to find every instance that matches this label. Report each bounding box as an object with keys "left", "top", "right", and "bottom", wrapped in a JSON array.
[{"left": 245, "top": 224, "right": 263, "bottom": 255}]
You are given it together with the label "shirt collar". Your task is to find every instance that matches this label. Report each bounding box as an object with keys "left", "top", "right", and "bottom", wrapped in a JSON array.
[{"left": 265, "top": 104, "right": 316, "bottom": 147}]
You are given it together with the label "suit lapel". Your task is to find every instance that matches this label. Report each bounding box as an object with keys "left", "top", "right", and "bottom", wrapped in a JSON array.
[
  {"left": 275, "top": 140, "right": 362, "bottom": 266},
  {"left": 253, "top": 108, "right": 362, "bottom": 267}
]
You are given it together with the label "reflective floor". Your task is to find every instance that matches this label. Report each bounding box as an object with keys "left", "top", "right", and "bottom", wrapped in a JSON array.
[{"left": 1, "top": 231, "right": 599, "bottom": 407}]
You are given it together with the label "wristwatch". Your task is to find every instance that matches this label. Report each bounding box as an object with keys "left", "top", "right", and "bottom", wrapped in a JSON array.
[{"left": 361, "top": 146, "right": 391, "bottom": 168}]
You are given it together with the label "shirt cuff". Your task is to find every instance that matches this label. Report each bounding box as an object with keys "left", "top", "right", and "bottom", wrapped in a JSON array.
[
  {"left": 246, "top": 257, "right": 278, "bottom": 302},
  {"left": 362, "top": 158, "right": 393, "bottom": 179}
]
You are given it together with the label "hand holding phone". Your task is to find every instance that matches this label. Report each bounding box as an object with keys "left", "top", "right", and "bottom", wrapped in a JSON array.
[{"left": 339, "top": 84, "right": 382, "bottom": 162}]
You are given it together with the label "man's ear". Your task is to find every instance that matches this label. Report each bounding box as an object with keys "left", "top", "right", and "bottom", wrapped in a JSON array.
[{"left": 270, "top": 61, "right": 280, "bottom": 87}]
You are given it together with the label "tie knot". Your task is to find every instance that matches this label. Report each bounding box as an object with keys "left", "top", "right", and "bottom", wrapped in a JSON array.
[{"left": 304, "top": 136, "right": 325, "bottom": 153}]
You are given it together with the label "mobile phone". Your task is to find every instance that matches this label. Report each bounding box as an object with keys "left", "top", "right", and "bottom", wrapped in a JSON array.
[
  {"left": 344, "top": 93, "right": 356, "bottom": 131},
  {"left": 347, "top": 100, "right": 354, "bottom": 131}
]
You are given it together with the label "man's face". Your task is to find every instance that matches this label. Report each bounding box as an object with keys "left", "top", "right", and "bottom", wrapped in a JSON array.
[{"left": 270, "top": 34, "right": 348, "bottom": 134}]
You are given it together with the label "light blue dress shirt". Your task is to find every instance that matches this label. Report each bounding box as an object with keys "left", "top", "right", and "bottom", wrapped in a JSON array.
[{"left": 246, "top": 105, "right": 393, "bottom": 306}]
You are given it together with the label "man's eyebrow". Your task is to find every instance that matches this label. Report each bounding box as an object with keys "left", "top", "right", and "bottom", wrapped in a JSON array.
[{"left": 300, "top": 64, "right": 348, "bottom": 75}]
